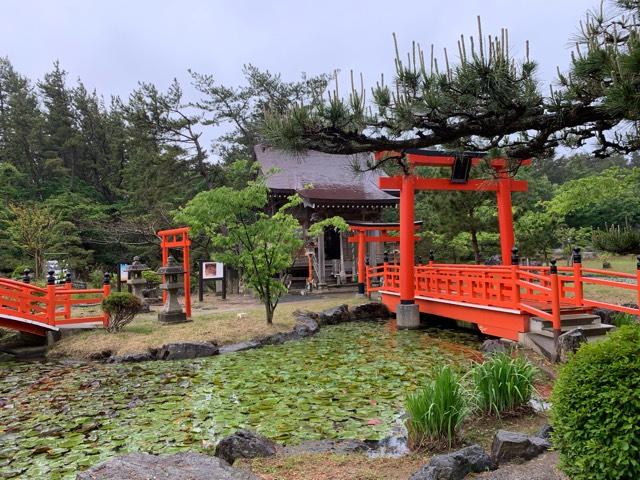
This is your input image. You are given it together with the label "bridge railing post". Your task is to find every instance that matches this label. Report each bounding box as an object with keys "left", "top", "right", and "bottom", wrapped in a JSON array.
[
  {"left": 46, "top": 270, "right": 57, "bottom": 327},
  {"left": 572, "top": 248, "right": 583, "bottom": 307},
  {"left": 550, "top": 259, "right": 562, "bottom": 343},
  {"left": 636, "top": 257, "right": 640, "bottom": 314},
  {"left": 511, "top": 247, "right": 521, "bottom": 306},
  {"left": 64, "top": 272, "right": 72, "bottom": 320},
  {"left": 102, "top": 272, "right": 111, "bottom": 328}
]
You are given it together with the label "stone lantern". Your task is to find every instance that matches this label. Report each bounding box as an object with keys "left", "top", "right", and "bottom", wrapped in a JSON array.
[
  {"left": 128, "top": 256, "right": 150, "bottom": 312},
  {"left": 157, "top": 255, "right": 188, "bottom": 324},
  {"left": 127, "top": 256, "right": 150, "bottom": 302}
]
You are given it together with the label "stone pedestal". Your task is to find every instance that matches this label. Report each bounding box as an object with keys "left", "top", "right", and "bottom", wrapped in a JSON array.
[{"left": 396, "top": 303, "right": 420, "bottom": 329}]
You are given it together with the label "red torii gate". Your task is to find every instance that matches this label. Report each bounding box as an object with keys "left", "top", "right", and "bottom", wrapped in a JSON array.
[
  {"left": 375, "top": 149, "right": 529, "bottom": 327},
  {"left": 347, "top": 221, "right": 422, "bottom": 295},
  {"left": 158, "top": 227, "right": 192, "bottom": 318}
]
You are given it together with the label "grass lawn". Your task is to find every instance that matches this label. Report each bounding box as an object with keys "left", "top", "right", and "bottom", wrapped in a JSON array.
[
  {"left": 581, "top": 254, "right": 638, "bottom": 305},
  {"left": 49, "top": 292, "right": 363, "bottom": 359}
]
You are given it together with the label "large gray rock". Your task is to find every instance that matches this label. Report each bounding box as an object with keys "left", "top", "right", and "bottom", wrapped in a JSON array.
[
  {"left": 556, "top": 328, "right": 587, "bottom": 363},
  {"left": 410, "top": 444, "right": 496, "bottom": 480},
  {"left": 536, "top": 424, "right": 553, "bottom": 441},
  {"left": 108, "top": 352, "right": 154, "bottom": 363},
  {"left": 293, "top": 314, "right": 320, "bottom": 337},
  {"left": 156, "top": 342, "right": 218, "bottom": 360},
  {"left": 351, "top": 303, "right": 390, "bottom": 320},
  {"left": 480, "top": 339, "right": 514, "bottom": 355},
  {"left": 219, "top": 340, "right": 262, "bottom": 354},
  {"left": 318, "top": 304, "right": 350, "bottom": 325},
  {"left": 76, "top": 452, "right": 259, "bottom": 479},
  {"left": 214, "top": 430, "right": 278, "bottom": 465},
  {"left": 491, "top": 430, "right": 551, "bottom": 464}
]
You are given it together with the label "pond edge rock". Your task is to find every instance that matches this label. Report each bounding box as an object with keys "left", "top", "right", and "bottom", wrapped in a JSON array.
[{"left": 106, "top": 302, "right": 389, "bottom": 363}]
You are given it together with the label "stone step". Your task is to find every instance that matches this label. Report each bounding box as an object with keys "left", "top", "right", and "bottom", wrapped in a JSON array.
[
  {"left": 534, "top": 323, "right": 616, "bottom": 338},
  {"left": 531, "top": 314, "right": 601, "bottom": 329}
]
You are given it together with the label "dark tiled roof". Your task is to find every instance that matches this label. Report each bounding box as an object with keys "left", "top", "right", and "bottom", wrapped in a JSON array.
[{"left": 254, "top": 145, "right": 398, "bottom": 206}]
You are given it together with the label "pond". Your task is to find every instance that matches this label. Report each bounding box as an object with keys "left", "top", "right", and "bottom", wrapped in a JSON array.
[{"left": 0, "top": 321, "right": 481, "bottom": 479}]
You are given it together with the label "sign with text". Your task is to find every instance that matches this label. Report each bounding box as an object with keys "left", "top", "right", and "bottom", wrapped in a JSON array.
[{"left": 202, "top": 261, "right": 224, "bottom": 280}]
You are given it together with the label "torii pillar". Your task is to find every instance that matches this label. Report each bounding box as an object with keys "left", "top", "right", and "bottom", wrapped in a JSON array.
[{"left": 397, "top": 174, "right": 420, "bottom": 329}]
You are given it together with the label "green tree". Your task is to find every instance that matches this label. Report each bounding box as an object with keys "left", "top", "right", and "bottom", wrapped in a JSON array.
[
  {"left": 260, "top": 3, "right": 640, "bottom": 168},
  {"left": 176, "top": 179, "right": 304, "bottom": 324},
  {"left": 6, "top": 203, "right": 62, "bottom": 278}
]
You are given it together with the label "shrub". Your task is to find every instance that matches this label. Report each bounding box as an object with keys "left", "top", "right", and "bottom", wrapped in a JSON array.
[
  {"left": 102, "top": 292, "right": 142, "bottom": 333},
  {"left": 592, "top": 224, "right": 640, "bottom": 254},
  {"left": 610, "top": 312, "right": 637, "bottom": 327},
  {"left": 551, "top": 324, "right": 640, "bottom": 480},
  {"left": 472, "top": 353, "right": 537, "bottom": 416},
  {"left": 406, "top": 366, "right": 468, "bottom": 449},
  {"left": 142, "top": 270, "right": 162, "bottom": 285}
]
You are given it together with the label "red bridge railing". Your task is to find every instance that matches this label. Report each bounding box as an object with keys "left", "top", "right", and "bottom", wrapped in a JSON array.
[
  {"left": 0, "top": 277, "right": 110, "bottom": 333},
  {"left": 366, "top": 259, "right": 640, "bottom": 332}
]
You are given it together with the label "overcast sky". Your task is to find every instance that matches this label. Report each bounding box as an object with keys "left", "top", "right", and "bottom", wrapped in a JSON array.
[{"left": 1, "top": 0, "right": 598, "bottom": 154}]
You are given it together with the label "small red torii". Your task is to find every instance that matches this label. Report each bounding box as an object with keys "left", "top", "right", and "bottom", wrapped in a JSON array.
[
  {"left": 158, "top": 227, "right": 192, "bottom": 318},
  {"left": 347, "top": 221, "right": 422, "bottom": 295}
]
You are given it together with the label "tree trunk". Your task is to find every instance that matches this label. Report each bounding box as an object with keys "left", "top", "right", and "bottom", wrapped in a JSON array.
[
  {"left": 470, "top": 229, "right": 481, "bottom": 264},
  {"left": 265, "top": 302, "right": 274, "bottom": 325}
]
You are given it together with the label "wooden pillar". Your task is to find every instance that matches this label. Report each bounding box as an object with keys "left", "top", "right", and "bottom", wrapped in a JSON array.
[
  {"left": 317, "top": 231, "right": 326, "bottom": 287},
  {"left": 496, "top": 171, "right": 515, "bottom": 266},
  {"left": 400, "top": 174, "right": 416, "bottom": 303},
  {"left": 357, "top": 230, "right": 366, "bottom": 295}
]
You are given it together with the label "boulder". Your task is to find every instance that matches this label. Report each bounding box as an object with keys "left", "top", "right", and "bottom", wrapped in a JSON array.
[
  {"left": 491, "top": 430, "right": 550, "bottom": 464},
  {"left": 410, "top": 444, "right": 495, "bottom": 480},
  {"left": 108, "top": 352, "right": 154, "bottom": 363},
  {"left": 156, "top": 342, "right": 218, "bottom": 361},
  {"left": 592, "top": 307, "right": 617, "bottom": 325},
  {"left": 318, "top": 304, "right": 351, "bottom": 325},
  {"left": 556, "top": 328, "right": 587, "bottom": 363},
  {"left": 219, "top": 340, "right": 262, "bottom": 354},
  {"left": 536, "top": 424, "right": 553, "bottom": 441},
  {"left": 480, "top": 339, "right": 514, "bottom": 355},
  {"left": 293, "top": 317, "right": 319, "bottom": 337},
  {"left": 214, "top": 430, "right": 278, "bottom": 465},
  {"left": 76, "top": 452, "right": 259, "bottom": 479},
  {"left": 351, "top": 303, "right": 390, "bottom": 320}
]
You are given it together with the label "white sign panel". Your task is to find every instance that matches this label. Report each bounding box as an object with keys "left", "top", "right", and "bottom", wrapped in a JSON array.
[{"left": 202, "top": 262, "right": 224, "bottom": 280}]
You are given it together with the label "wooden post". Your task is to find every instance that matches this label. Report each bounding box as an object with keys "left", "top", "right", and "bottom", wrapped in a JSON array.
[
  {"left": 550, "top": 259, "right": 562, "bottom": 342},
  {"left": 511, "top": 247, "right": 521, "bottom": 306},
  {"left": 573, "top": 248, "right": 583, "bottom": 307},
  {"left": 221, "top": 264, "right": 227, "bottom": 300},
  {"left": 46, "top": 271, "right": 56, "bottom": 327},
  {"left": 198, "top": 259, "right": 204, "bottom": 302},
  {"left": 496, "top": 171, "right": 515, "bottom": 266},
  {"left": 357, "top": 230, "right": 366, "bottom": 295},
  {"left": 64, "top": 272, "right": 72, "bottom": 320},
  {"left": 102, "top": 272, "right": 111, "bottom": 328}
]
